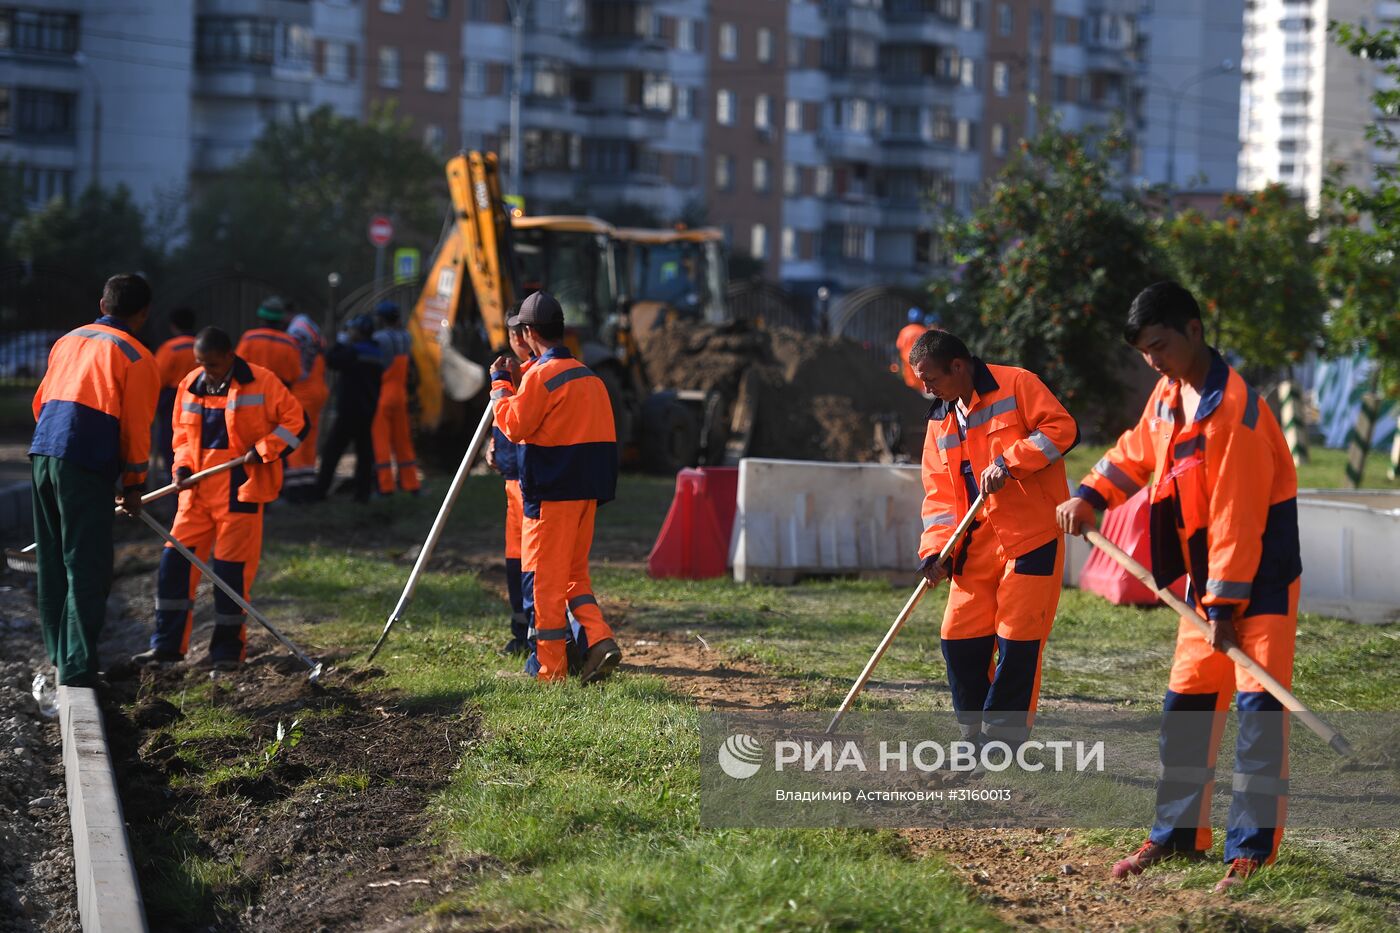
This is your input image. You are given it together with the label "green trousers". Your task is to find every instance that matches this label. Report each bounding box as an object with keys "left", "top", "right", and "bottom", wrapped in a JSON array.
[{"left": 31, "top": 454, "right": 115, "bottom": 687}]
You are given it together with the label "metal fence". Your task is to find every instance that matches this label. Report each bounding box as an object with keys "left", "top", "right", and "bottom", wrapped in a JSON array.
[
  {"left": 726, "top": 279, "right": 816, "bottom": 333},
  {"left": 828, "top": 285, "right": 929, "bottom": 362},
  {"left": 0, "top": 263, "right": 98, "bottom": 388}
]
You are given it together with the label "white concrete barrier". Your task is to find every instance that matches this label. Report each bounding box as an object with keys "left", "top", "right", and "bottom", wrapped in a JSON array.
[
  {"left": 59, "top": 685, "right": 148, "bottom": 933},
  {"left": 1296, "top": 490, "right": 1400, "bottom": 624},
  {"left": 730, "top": 458, "right": 924, "bottom": 583}
]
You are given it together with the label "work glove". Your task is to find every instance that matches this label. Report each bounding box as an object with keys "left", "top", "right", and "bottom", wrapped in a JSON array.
[{"left": 918, "top": 553, "right": 950, "bottom": 585}]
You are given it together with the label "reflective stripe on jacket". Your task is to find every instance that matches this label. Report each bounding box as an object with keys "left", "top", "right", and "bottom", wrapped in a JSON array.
[
  {"left": 1076, "top": 350, "right": 1300, "bottom": 621},
  {"left": 491, "top": 346, "right": 617, "bottom": 504},
  {"left": 920, "top": 360, "right": 1078, "bottom": 560},
  {"left": 31, "top": 316, "right": 160, "bottom": 486},
  {"left": 173, "top": 357, "right": 308, "bottom": 504},
  {"left": 236, "top": 328, "right": 302, "bottom": 386},
  {"left": 155, "top": 335, "right": 197, "bottom": 389}
]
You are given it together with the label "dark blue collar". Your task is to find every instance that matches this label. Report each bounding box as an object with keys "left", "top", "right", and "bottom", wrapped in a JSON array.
[
  {"left": 94, "top": 314, "right": 132, "bottom": 334},
  {"left": 928, "top": 357, "right": 998, "bottom": 421},
  {"left": 1189, "top": 349, "right": 1230, "bottom": 423},
  {"left": 191, "top": 356, "right": 255, "bottom": 395},
  {"left": 538, "top": 345, "right": 574, "bottom": 362}
]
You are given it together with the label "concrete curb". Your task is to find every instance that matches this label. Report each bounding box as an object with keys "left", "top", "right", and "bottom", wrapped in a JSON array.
[{"left": 58, "top": 685, "right": 148, "bottom": 933}]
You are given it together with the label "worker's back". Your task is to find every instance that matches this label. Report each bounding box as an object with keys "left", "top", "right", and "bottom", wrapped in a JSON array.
[
  {"left": 327, "top": 338, "right": 383, "bottom": 420},
  {"left": 237, "top": 327, "right": 302, "bottom": 386}
]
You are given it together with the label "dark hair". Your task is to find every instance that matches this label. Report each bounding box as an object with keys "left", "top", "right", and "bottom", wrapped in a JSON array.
[
  {"left": 169, "top": 307, "right": 196, "bottom": 333},
  {"left": 1123, "top": 281, "right": 1201, "bottom": 345},
  {"left": 529, "top": 318, "right": 565, "bottom": 341},
  {"left": 101, "top": 274, "right": 152, "bottom": 319},
  {"left": 908, "top": 329, "right": 971, "bottom": 371},
  {"left": 194, "top": 326, "right": 233, "bottom": 355}
]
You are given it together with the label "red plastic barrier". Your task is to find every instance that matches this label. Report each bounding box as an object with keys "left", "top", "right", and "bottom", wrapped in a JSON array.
[
  {"left": 1079, "top": 485, "right": 1190, "bottom": 606},
  {"left": 647, "top": 467, "right": 739, "bottom": 580}
]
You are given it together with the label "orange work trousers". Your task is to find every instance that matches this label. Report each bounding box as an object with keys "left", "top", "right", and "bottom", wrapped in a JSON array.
[
  {"left": 152, "top": 470, "right": 264, "bottom": 662},
  {"left": 521, "top": 499, "right": 613, "bottom": 682},
  {"left": 284, "top": 393, "right": 324, "bottom": 496},
  {"left": 504, "top": 479, "right": 527, "bottom": 640},
  {"left": 372, "top": 394, "right": 420, "bottom": 494},
  {"left": 939, "top": 526, "right": 1064, "bottom": 744}
]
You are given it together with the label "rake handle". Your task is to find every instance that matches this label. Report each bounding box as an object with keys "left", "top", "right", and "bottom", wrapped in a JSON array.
[
  {"left": 1082, "top": 527, "right": 1353, "bottom": 758},
  {"left": 826, "top": 492, "right": 987, "bottom": 734}
]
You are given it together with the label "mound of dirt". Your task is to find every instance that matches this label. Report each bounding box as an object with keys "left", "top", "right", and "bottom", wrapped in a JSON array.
[{"left": 636, "top": 321, "right": 930, "bottom": 463}]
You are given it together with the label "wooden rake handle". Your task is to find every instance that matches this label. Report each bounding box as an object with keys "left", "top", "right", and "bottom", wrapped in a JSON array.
[
  {"left": 1082, "top": 527, "right": 1353, "bottom": 758},
  {"left": 825, "top": 493, "right": 987, "bottom": 735}
]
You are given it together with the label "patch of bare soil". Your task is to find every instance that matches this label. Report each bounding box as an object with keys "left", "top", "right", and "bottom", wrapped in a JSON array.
[
  {"left": 100, "top": 657, "right": 478, "bottom": 932},
  {"left": 617, "top": 630, "right": 803, "bottom": 710}
]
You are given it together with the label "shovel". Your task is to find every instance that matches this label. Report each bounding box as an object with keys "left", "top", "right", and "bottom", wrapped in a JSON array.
[
  {"left": 7, "top": 458, "right": 245, "bottom": 574},
  {"left": 826, "top": 492, "right": 988, "bottom": 734}
]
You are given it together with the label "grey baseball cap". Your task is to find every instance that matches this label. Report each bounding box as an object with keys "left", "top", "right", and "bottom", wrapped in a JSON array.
[{"left": 507, "top": 291, "right": 564, "bottom": 328}]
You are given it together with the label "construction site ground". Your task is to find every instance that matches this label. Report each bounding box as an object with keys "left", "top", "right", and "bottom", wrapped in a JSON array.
[{"left": 2, "top": 469, "right": 1397, "bottom": 931}]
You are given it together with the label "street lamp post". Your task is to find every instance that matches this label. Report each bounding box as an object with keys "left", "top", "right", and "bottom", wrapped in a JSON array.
[
  {"left": 506, "top": 0, "right": 530, "bottom": 199},
  {"left": 72, "top": 52, "right": 102, "bottom": 189},
  {"left": 1164, "top": 60, "right": 1236, "bottom": 213}
]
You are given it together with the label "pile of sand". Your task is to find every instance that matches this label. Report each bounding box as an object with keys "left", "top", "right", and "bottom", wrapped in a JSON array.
[{"left": 635, "top": 320, "right": 930, "bottom": 463}]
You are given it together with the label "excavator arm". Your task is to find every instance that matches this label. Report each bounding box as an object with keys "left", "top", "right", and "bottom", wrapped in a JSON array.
[{"left": 408, "top": 151, "right": 518, "bottom": 428}]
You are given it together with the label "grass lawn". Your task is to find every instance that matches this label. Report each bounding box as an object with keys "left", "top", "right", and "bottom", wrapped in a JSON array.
[{"left": 220, "top": 467, "right": 1399, "bottom": 931}]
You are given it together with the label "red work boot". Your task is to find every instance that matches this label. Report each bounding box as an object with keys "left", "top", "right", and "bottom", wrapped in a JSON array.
[
  {"left": 1214, "top": 857, "right": 1261, "bottom": 893},
  {"left": 1111, "top": 840, "right": 1205, "bottom": 879}
]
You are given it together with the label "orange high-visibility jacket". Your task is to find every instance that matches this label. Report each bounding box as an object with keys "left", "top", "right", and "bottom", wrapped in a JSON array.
[
  {"left": 896, "top": 323, "right": 927, "bottom": 391},
  {"left": 920, "top": 360, "right": 1078, "bottom": 561},
  {"left": 155, "top": 334, "right": 197, "bottom": 389},
  {"left": 1076, "top": 351, "right": 1300, "bottom": 622},
  {"left": 235, "top": 328, "right": 302, "bottom": 387},
  {"left": 491, "top": 346, "right": 617, "bottom": 506},
  {"left": 172, "top": 357, "right": 307, "bottom": 503},
  {"left": 31, "top": 317, "right": 160, "bottom": 488}
]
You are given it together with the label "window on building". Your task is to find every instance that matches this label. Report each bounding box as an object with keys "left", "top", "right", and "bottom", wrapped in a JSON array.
[
  {"left": 715, "top": 153, "right": 733, "bottom": 190},
  {"left": 588, "top": 1, "right": 651, "bottom": 38},
  {"left": 716, "top": 89, "right": 735, "bottom": 125},
  {"left": 785, "top": 99, "right": 802, "bottom": 132},
  {"left": 428, "top": 0, "right": 449, "bottom": 18},
  {"left": 847, "top": 98, "right": 870, "bottom": 133},
  {"left": 1030, "top": 9, "right": 1042, "bottom": 40},
  {"left": 993, "top": 61, "right": 1009, "bottom": 96},
  {"left": 960, "top": 56, "right": 976, "bottom": 88},
  {"left": 529, "top": 59, "right": 570, "bottom": 98},
  {"left": 781, "top": 227, "right": 796, "bottom": 261},
  {"left": 4, "top": 10, "right": 79, "bottom": 55},
  {"left": 675, "top": 86, "right": 695, "bottom": 119},
  {"left": 757, "top": 27, "right": 773, "bottom": 63},
  {"left": 814, "top": 165, "right": 832, "bottom": 196},
  {"left": 15, "top": 88, "right": 76, "bottom": 139},
  {"left": 378, "top": 46, "right": 400, "bottom": 87},
  {"left": 956, "top": 118, "right": 976, "bottom": 151},
  {"left": 754, "top": 157, "right": 771, "bottom": 192},
  {"left": 783, "top": 162, "right": 799, "bottom": 195},
  {"left": 464, "top": 59, "right": 485, "bottom": 94},
  {"left": 643, "top": 73, "right": 673, "bottom": 112},
  {"left": 788, "top": 34, "right": 802, "bottom": 67},
  {"left": 1278, "top": 139, "right": 1298, "bottom": 153},
  {"left": 323, "top": 41, "right": 350, "bottom": 81},
  {"left": 842, "top": 225, "right": 868, "bottom": 260},
  {"left": 424, "top": 124, "right": 445, "bottom": 152},
  {"left": 677, "top": 17, "right": 696, "bottom": 51},
  {"left": 719, "top": 22, "right": 737, "bottom": 60},
  {"left": 991, "top": 122, "right": 1006, "bottom": 156},
  {"left": 1279, "top": 161, "right": 1295, "bottom": 176},
  {"left": 932, "top": 107, "right": 952, "bottom": 141},
  {"left": 755, "top": 93, "right": 771, "bottom": 130},
  {"left": 674, "top": 154, "right": 697, "bottom": 186},
  {"left": 381, "top": 0, "right": 402, "bottom": 12},
  {"left": 997, "top": 3, "right": 1012, "bottom": 36},
  {"left": 960, "top": 0, "right": 977, "bottom": 30},
  {"left": 1054, "top": 14, "right": 1073, "bottom": 42},
  {"left": 0, "top": 88, "right": 9, "bottom": 135},
  {"left": 751, "top": 223, "right": 768, "bottom": 260},
  {"left": 424, "top": 51, "right": 449, "bottom": 91},
  {"left": 197, "top": 18, "right": 277, "bottom": 65}
]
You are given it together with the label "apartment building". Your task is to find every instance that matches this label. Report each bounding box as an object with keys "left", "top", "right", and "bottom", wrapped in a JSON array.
[{"left": 1239, "top": 0, "right": 1396, "bottom": 209}]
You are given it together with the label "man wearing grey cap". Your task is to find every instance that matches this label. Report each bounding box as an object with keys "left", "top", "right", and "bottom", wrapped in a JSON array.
[{"left": 491, "top": 292, "right": 623, "bottom": 684}]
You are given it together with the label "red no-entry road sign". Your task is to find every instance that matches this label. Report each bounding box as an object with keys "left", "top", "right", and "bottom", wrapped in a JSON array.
[{"left": 368, "top": 214, "right": 394, "bottom": 247}]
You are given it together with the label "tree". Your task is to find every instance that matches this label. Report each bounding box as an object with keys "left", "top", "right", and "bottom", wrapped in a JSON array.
[
  {"left": 1156, "top": 185, "right": 1323, "bottom": 376},
  {"left": 176, "top": 104, "right": 443, "bottom": 300},
  {"left": 933, "top": 125, "right": 1163, "bottom": 433},
  {"left": 1320, "top": 22, "right": 1400, "bottom": 397},
  {"left": 7, "top": 183, "right": 160, "bottom": 295}
]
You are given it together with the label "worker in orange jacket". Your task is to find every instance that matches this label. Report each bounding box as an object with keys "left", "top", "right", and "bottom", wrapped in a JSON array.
[
  {"left": 284, "top": 313, "right": 328, "bottom": 502},
  {"left": 31, "top": 274, "right": 160, "bottom": 687},
  {"left": 912, "top": 329, "right": 1078, "bottom": 748},
  {"left": 371, "top": 301, "right": 420, "bottom": 495},
  {"left": 486, "top": 323, "right": 536, "bottom": 656},
  {"left": 490, "top": 292, "right": 621, "bottom": 684},
  {"left": 153, "top": 306, "right": 197, "bottom": 480},
  {"left": 895, "top": 308, "right": 931, "bottom": 391},
  {"left": 135, "top": 326, "right": 307, "bottom": 671},
  {"left": 235, "top": 296, "right": 302, "bottom": 387},
  {"left": 1058, "top": 282, "right": 1301, "bottom": 894}
]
